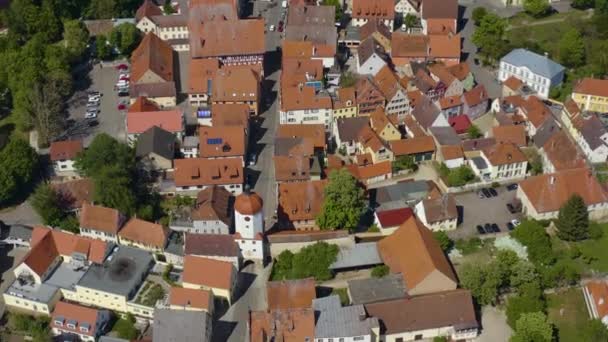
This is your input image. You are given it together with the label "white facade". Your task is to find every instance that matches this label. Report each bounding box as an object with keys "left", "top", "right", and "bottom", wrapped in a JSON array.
[
  {"left": 314, "top": 56, "right": 336, "bottom": 69},
  {"left": 51, "top": 310, "right": 111, "bottom": 342},
  {"left": 356, "top": 53, "right": 388, "bottom": 76},
  {"left": 79, "top": 228, "right": 118, "bottom": 243},
  {"left": 234, "top": 197, "right": 265, "bottom": 261},
  {"left": 176, "top": 184, "right": 243, "bottom": 196},
  {"left": 385, "top": 89, "right": 410, "bottom": 117},
  {"left": 498, "top": 62, "right": 552, "bottom": 99},
  {"left": 54, "top": 159, "right": 77, "bottom": 173},
  {"left": 383, "top": 326, "right": 478, "bottom": 342},
  {"left": 395, "top": 0, "right": 419, "bottom": 15},
  {"left": 576, "top": 133, "right": 608, "bottom": 164},
  {"left": 352, "top": 18, "right": 394, "bottom": 29},
  {"left": 280, "top": 108, "right": 333, "bottom": 131},
  {"left": 517, "top": 186, "right": 608, "bottom": 221},
  {"left": 471, "top": 153, "right": 528, "bottom": 182},
  {"left": 414, "top": 201, "right": 457, "bottom": 231}
]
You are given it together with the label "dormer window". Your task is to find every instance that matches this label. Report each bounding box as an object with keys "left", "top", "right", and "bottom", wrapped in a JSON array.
[
  {"left": 54, "top": 318, "right": 64, "bottom": 326},
  {"left": 67, "top": 323, "right": 76, "bottom": 329}
]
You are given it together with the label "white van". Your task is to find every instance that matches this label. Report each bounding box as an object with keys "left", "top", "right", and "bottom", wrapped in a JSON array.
[{"left": 281, "top": 0, "right": 287, "bottom": 8}]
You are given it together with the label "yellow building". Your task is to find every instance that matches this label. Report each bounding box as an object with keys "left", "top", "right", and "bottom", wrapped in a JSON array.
[
  {"left": 370, "top": 108, "right": 401, "bottom": 142},
  {"left": 572, "top": 78, "right": 608, "bottom": 113},
  {"left": 182, "top": 256, "right": 236, "bottom": 305},
  {"left": 332, "top": 87, "right": 358, "bottom": 119}
]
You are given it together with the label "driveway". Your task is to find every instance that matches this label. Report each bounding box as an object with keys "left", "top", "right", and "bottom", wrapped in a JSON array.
[
  {"left": 459, "top": 4, "right": 503, "bottom": 99},
  {"left": 476, "top": 306, "right": 513, "bottom": 342},
  {"left": 449, "top": 185, "right": 522, "bottom": 240},
  {"left": 64, "top": 60, "right": 128, "bottom": 146},
  {"left": 214, "top": 262, "right": 272, "bottom": 342}
]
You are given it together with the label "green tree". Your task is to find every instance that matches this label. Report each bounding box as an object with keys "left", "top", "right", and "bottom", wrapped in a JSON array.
[
  {"left": 371, "top": 265, "right": 390, "bottom": 278},
  {"left": 511, "top": 220, "right": 555, "bottom": 265},
  {"left": 510, "top": 312, "right": 553, "bottom": 342},
  {"left": 472, "top": 13, "right": 507, "bottom": 62},
  {"left": 392, "top": 155, "right": 418, "bottom": 173},
  {"left": 24, "top": 78, "right": 66, "bottom": 147},
  {"left": 316, "top": 169, "right": 365, "bottom": 231},
  {"left": 109, "top": 23, "right": 141, "bottom": 56},
  {"left": 460, "top": 262, "right": 502, "bottom": 305},
  {"left": 163, "top": 0, "right": 176, "bottom": 14},
  {"left": 340, "top": 72, "right": 357, "bottom": 87},
  {"left": 75, "top": 133, "right": 134, "bottom": 175},
  {"left": 556, "top": 194, "right": 589, "bottom": 241},
  {"left": 509, "top": 260, "right": 538, "bottom": 290},
  {"left": 95, "top": 35, "right": 111, "bottom": 60},
  {"left": 271, "top": 242, "right": 339, "bottom": 281},
  {"left": 447, "top": 165, "right": 476, "bottom": 187},
  {"left": 113, "top": 313, "right": 138, "bottom": 340},
  {"left": 403, "top": 13, "right": 418, "bottom": 30},
  {"left": 31, "top": 183, "right": 64, "bottom": 226},
  {"left": 523, "top": 0, "right": 550, "bottom": 17},
  {"left": 63, "top": 19, "right": 90, "bottom": 61},
  {"left": 472, "top": 7, "right": 488, "bottom": 24},
  {"left": 571, "top": 0, "right": 595, "bottom": 8},
  {"left": 506, "top": 284, "right": 546, "bottom": 328},
  {"left": 467, "top": 124, "right": 482, "bottom": 138},
  {"left": 93, "top": 165, "right": 137, "bottom": 215},
  {"left": 433, "top": 231, "right": 454, "bottom": 252},
  {"left": 0, "top": 138, "right": 39, "bottom": 206},
  {"left": 558, "top": 28, "right": 585, "bottom": 68}
]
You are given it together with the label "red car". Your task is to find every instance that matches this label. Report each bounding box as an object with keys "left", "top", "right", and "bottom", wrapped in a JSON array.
[
  {"left": 117, "top": 103, "right": 127, "bottom": 110},
  {"left": 119, "top": 75, "right": 130, "bottom": 81},
  {"left": 116, "top": 64, "right": 128, "bottom": 70}
]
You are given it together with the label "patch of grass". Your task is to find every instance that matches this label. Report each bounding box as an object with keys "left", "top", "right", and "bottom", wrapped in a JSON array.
[
  {"left": 507, "top": 10, "right": 586, "bottom": 27},
  {"left": 331, "top": 287, "right": 350, "bottom": 306},
  {"left": 546, "top": 288, "right": 589, "bottom": 342}
]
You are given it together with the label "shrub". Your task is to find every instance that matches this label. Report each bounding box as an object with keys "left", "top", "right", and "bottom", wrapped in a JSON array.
[
  {"left": 433, "top": 231, "right": 454, "bottom": 252},
  {"left": 367, "top": 224, "right": 380, "bottom": 233},
  {"left": 271, "top": 242, "right": 339, "bottom": 281},
  {"left": 454, "top": 237, "right": 482, "bottom": 255},
  {"left": 371, "top": 265, "right": 390, "bottom": 278}
]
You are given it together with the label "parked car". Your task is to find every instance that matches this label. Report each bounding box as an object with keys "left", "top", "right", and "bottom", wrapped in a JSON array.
[
  {"left": 488, "top": 188, "right": 498, "bottom": 197},
  {"left": 118, "top": 90, "right": 129, "bottom": 97},
  {"left": 491, "top": 223, "right": 500, "bottom": 233},
  {"left": 477, "top": 190, "right": 485, "bottom": 199},
  {"left": 511, "top": 219, "right": 521, "bottom": 227},
  {"left": 85, "top": 111, "right": 97, "bottom": 119},
  {"left": 484, "top": 223, "right": 492, "bottom": 233},
  {"left": 481, "top": 188, "right": 492, "bottom": 198},
  {"left": 86, "top": 102, "right": 99, "bottom": 108},
  {"left": 119, "top": 74, "right": 130, "bottom": 81},
  {"left": 117, "top": 103, "right": 127, "bottom": 110},
  {"left": 506, "top": 222, "right": 515, "bottom": 231},
  {"left": 116, "top": 80, "right": 129, "bottom": 88},
  {"left": 88, "top": 95, "right": 101, "bottom": 102},
  {"left": 476, "top": 225, "right": 485, "bottom": 234},
  {"left": 116, "top": 64, "right": 128, "bottom": 70},
  {"left": 506, "top": 183, "right": 518, "bottom": 191},
  {"left": 248, "top": 153, "right": 257, "bottom": 166},
  {"left": 88, "top": 91, "right": 101, "bottom": 96},
  {"left": 269, "top": 25, "right": 275, "bottom": 31}
]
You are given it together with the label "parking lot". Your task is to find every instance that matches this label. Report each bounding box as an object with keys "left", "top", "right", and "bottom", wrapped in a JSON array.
[
  {"left": 449, "top": 185, "right": 523, "bottom": 240},
  {"left": 64, "top": 61, "right": 128, "bottom": 145}
]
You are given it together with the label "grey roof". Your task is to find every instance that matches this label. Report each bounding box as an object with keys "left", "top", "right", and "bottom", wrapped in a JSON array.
[
  {"left": 471, "top": 156, "right": 488, "bottom": 170},
  {"left": 337, "top": 117, "right": 369, "bottom": 142},
  {"left": 412, "top": 95, "right": 441, "bottom": 129},
  {"left": 153, "top": 309, "right": 211, "bottom": 342},
  {"left": 136, "top": 125, "right": 176, "bottom": 160},
  {"left": 357, "top": 36, "right": 388, "bottom": 65},
  {"left": 532, "top": 118, "right": 559, "bottom": 148},
  {"left": 5, "top": 278, "right": 59, "bottom": 304},
  {"left": 579, "top": 114, "right": 608, "bottom": 150},
  {"left": 274, "top": 137, "right": 310, "bottom": 156},
  {"left": 501, "top": 49, "right": 565, "bottom": 79},
  {"left": 285, "top": 25, "right": 338, "bottom": 47},
  {"left": 462, "top": 138, "right": 496, "bottom": 151},
  {"left": 347, "top": 274, "right": 407, "bottom": 305},
  {"left": 45, "top": 263, "right": 87, "bottom": 290},
  {"left": 150, "top": 14, "right": 188, "bottom": 27},
  {"left": 2, "top": 224, "right": 33, "bottom": 242},
  {"left": 373, "top": 180, "right": 432, "bottom": 210},
  {"left": 329, "top": 242, "right": 382, "bottom": 270},
  {"left": 77, "top": 246, "right": 153, "bottom": 298},
  {"left": 164, "top": 232, "right": 184, "bottom": 256},
  {"left": 429, "top": 126, "right": 462, "bottom": 145},
  {"left": 182, "top": 136, "right": 199, "bottom": 149},
  {"left": 313, "top": 295, "right": 379, "bottom": 338},
  {"left": 341, "top": 24, "right": 361, "bottom": 42}
]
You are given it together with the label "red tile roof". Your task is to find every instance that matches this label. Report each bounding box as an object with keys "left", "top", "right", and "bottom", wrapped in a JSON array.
[
  {"left": 127, "top": 110, "right": 183, "bottom": 134},
  {"left": 574, "top": 78, "right": 608, "bottom": 98},
  {"left": 50, "top": 140, "right": 83, "bottom": 161},
  {"left": 118, "top": 218, "right": 169, "bottom": 249},
  {"left": 189, "top": 19, "right": 265, "bottom": 59},
  {"left": 131, "top": 33, "right": 174, "bottom": 83},
  {"left": 129, "top": 96, "right": 161, "bottom": 113},
  {"left": 352, "top": 0, "right": 395, "bottom": 20},
  {"left": 173, "top": 158, "right": 243, "bottom": 187},
  {"left": 169, "top": 287, "right": 212, "bottom": 311},
  {"left": 463, "top": 85, "right": 488, "bottom": 107},
  {"left": 51, "top": 302, "right": 103, "bottom": 337},
  {"left": 376, "top": 207, "right": 414, "bottom": 228},
  {"left": 492, "top": 125, "right": 527, "bottom": 147},
  {"left": 586, "top": 280, "right": 608, "bottom": 320},
  {"left": 278, "top": 180, "right": 326, "bottom": 223},
  {"left": 234, "top": 191, "right": 263, "bottom": 215},
  {"left": 277, "top": 124, "right": 326, "bottom": 150},
  {"left": 267, "top": 278, "right": 316, "bottom": 310},
  {"left": 183, "top": 255, "right": 234, "bottom": 290},
  {"left": 482, "top": 142, "right": 527, "bottom": 165},
  {"left": 390, "top": 137, "right": 436, "bottom": 156},
  {"left": 80, "top": 202, "right": 123, "bottom": 234},
  {"left": 448, "top": 115, "right": 471, "bottom": 134},
  {"left": 199, "top": 125, "right": 246, "bottom": 159}
]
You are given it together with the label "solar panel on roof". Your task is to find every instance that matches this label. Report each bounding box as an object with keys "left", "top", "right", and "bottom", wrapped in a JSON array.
[{"left": 207, "top": 138, "right": 222, "bottom": 145}]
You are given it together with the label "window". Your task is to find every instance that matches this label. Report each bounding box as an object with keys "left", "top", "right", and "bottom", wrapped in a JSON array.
[
  {"left": 414, "top": 335, "right": 423, "bottom": 340},
  {"left": 244, "top": 216, "right": 251, "bottom": 222}
]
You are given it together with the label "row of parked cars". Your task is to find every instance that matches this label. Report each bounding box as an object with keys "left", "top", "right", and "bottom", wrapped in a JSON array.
[
  {"left": 116, "top": 64, "right": 130, "bottom": 97},
  {"left": 85, "top": 91, "right": 102, "bottom": 119},
  {"left": 477, "top": 219, "right": 520, "bottom": 235}
]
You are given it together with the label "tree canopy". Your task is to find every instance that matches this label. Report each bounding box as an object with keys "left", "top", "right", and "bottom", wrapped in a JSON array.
[
  {"left": 109, "top": 23, "right": 141, "bottom": 56},
  {"left": 556, "top": 194, "right": 589, "bottom": 241},
  {"left": 471, "top": 13, "right": 507, "bottom": 63},
  {"left": 271, "top": 242, "right": 339, "bottom": 281},
  {"left": 316, "top": 169, "right": 365, "bottom": 231},
  {"left": 511, "top": 220, "right": 555, "bottom": 265},
  {"left": 510, "top": 312, "right": 554, "bottom": 342},
  {"left": 523, "top": 0, "right": 551, "bottom": 17},
  {"left": 506, "top": 283, "right": 546, "bottom": 328},
  {"left": 0, "top": 138, "right": 39, "bottom": 206},
  {"left": 472, "top": 7, "right": 488, "bottom": 24},
  {"left": 559, "top": 28, "right": 586, "bottom": 68}
]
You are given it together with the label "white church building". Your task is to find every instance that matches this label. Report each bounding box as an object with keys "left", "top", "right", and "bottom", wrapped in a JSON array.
[{"left": 233, "top": 189, "right": 265, "bottom": 261}]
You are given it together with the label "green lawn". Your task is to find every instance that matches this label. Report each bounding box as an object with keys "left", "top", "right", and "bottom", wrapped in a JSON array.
[
  {"left": 549, "top": 223, "right": 608, "bottom": 274},
  {"left": 546, "top": 288, "right": 589, "bottom": 342},
  {"left": 507, "top": 10, "right": 588, "bottom": 27}
]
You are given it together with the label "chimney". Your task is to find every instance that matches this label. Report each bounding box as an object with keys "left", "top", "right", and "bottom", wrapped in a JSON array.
[{"left": 550, "top": 175, "right": 556, "bottom": 185}]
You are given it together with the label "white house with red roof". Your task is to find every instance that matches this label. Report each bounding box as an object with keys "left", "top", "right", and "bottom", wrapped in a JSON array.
[
  {"left": 49, "top": 140, "right": 83, "bottom": 176},
  {"left": 51, "top": 301, "right": 111, "bottom": 341},
  {"left": 126, "top": 109, "right": 184, "bottom": 146},
  {"left": 234, "top": 189, "right": 265, "bottom": 261},
  {"left": 373, "top": 207, "right": 414, "bottom": 235}
]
